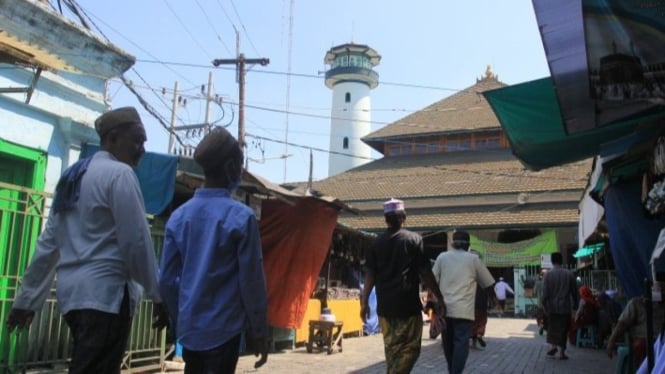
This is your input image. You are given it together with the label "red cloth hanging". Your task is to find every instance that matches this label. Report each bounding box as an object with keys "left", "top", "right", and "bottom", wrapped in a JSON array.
[{"left": 260, "top": 198, "right": 339, "bottom": 328}]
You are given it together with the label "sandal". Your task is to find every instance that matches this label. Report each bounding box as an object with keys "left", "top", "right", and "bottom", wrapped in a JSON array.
[{"left": 546, "top": 347, "right": 558, "bottom": 357}]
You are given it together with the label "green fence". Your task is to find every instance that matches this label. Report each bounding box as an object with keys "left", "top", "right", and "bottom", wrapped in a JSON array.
[{"left": 0, "top": 181, "right": 167, "bottom": 373}]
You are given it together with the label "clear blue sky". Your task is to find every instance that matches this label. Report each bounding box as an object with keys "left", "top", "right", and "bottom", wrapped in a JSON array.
[{"left": 71, "top": 0, "right": 550, "bottom": 183}]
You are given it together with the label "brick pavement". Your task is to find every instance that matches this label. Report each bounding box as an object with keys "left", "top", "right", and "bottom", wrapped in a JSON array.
[{"left": 231, "top": 317, "right": 617, "bottom": 374}]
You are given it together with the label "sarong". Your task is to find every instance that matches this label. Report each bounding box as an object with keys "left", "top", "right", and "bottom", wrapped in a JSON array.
[
  {"left": 547, "top": 313, "right": 572, "bottom": 348},
  {"left": 379, "top": 315, "right": 423, "bottom": 374}
]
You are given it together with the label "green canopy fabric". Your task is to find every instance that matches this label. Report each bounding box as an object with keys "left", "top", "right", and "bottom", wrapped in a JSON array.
[
  {"left": 470, "top": 230, "right": 558, "bottom": 267},
  {"left": 483, "top": 77, "right": 662, "bottom": 171}
]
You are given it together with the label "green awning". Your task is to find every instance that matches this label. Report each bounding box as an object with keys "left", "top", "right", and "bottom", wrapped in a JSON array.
[
  {"left": 573, "top": 243, "right": 605, "bottom": 258},
  {"left": 483, "top": 77, "right": 665, "bottom": 171}
]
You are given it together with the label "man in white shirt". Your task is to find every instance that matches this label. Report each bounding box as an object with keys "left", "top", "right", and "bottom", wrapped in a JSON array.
[
  {"left": 432, "top": 230, "right": 496, "bottom": 374},
  {"left": 6, "top": 107, "right": 168, "bottom": 374},
  {"left": 494, "top": 277, "right": 515, "bottom": 316}
]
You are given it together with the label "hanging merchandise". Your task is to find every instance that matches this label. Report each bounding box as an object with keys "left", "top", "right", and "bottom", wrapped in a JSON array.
[
  {"left": 645, "top": 179, "right": 665, "bottom": 216},
  {"left": 646, "top": 137, "right": 665, "bottom": 216},
  {"left": 654, "top": 137, "right": 665, "bottom": 176}
]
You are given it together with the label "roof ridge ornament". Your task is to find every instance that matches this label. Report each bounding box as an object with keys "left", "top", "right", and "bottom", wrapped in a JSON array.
[
  {"left": 477, "top": 65, "right": 497, "bottom": 82},
  {"left": 486, "top": 65, "right": 493, "bottom": 78}
]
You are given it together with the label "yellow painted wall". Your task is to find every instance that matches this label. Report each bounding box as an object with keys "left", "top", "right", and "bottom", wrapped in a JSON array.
[
  {"left": 295, "top": 299, "right": 321, "bottom": 343},
  {"left": 295, "top": 299, "right": 364, "bottom": 343},
  {"left": 328, "top": 299, "right": 363, "bottom": 337}
]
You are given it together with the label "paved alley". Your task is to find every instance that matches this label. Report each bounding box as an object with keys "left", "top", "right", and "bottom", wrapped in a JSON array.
[{"left": 231, "top": 317, "right": 617, "bottom": 374}]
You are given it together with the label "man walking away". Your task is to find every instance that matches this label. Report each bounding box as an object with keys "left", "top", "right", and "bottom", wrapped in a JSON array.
[
  {"left": 6, "top": 107, "right": 168, "bottom": 374},
  {"left": 360, "top": 198, "right": 444, "bottom": 374},
  {"left": 494, "top": 277, "right": 514, "bottom": 316},
  {"left": 432, "top": 230, "right": 496, "bottom": 374},
  {"left": 541, "top": 252, "right": 578, "bottom": 360}
]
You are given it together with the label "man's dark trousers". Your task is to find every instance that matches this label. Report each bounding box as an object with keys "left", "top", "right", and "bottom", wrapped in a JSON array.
[
  {"left": 182, "top": 334, "right": 242, "bottom": 374},
  {"left": 64, "top": 287, "right": 131, "bottom": 374},
  {"left": 442, "top": 317, "right": 474, "bottom": 374}
]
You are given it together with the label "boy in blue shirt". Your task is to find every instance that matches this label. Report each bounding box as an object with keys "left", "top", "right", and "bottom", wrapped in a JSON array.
[{"left": 159, "top": 127, "right": 269, "bottom": 373}]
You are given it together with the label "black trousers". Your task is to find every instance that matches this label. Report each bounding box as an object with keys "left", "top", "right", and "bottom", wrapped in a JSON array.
[
  {"left": 63, "top": 287, "right": 131, "bottom": 374},
  {"left": 183, "top": 334, "right": 242, "bottom": 374}
]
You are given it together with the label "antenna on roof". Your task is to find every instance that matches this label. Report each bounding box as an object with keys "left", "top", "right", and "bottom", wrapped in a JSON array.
[{"left": 351, "top": 20, "right": 354, "bottom": 43}]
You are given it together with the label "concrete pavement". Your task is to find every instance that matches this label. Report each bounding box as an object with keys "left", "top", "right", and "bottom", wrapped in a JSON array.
[{"left": 232, "top": 317, "right": 617, "bottom": 374}]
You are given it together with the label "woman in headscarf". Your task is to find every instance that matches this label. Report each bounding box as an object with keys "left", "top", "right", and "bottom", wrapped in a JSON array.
[
  {"left": 577, "top": 285, "right": 600, "bottom": 325},
  {"left": 570, "top": 284, "right": 600, "bottom": 346}
]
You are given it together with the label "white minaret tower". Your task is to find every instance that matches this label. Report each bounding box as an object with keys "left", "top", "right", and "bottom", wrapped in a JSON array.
[{"left": 324, "top": 43, "right": 380, "bottom": 176}]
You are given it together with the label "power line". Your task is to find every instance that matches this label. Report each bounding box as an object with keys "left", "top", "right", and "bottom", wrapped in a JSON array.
[
  {"left": 162, "top": 0, "right": 215, "bottom": 61},
  {"left": 109, "top": 79, "right": 228, "bottom": 101},
  {"left": 131, "top": 58, "right": 463, "bottom": 92},
  {"left": 110, "top": 78, "right": 482, "bottom": 118},
  {"left": 74, "top": 3, "right": 198, "bottom": 87},
  {"left": 193, "top": 0, "right": 233, "bottom": 56},
  {"left": 109, "top": 78, "right": 487, "bottom": 124},
  {"left": 127, "top": 70, "right": 181, "bottom": 118},
  {"left": 247, "top": 133, "right": 377, "bottom": 161},
  {"left": 114, "top": 79, "right": 518, "bottom": 140},
  {"left": 229, "top": 0, "right": 261, "bottom": 57},
  {"left": 249, "top": 129, "right": 590, "bottom": 185},
  {"left": 213, "top": 0, "right": 237, "bottom": 28},
  {"left": 108, "top": 76, "right": 507, "bottom": 139},
  {"left": 58, "top": 7, "right": 537, "bottom": 160},
  {"left": 61, "top": 1, "right": 200, "bottom": 144},
  {"left": 212, "top": 55, "right": 270, "bottom": 150},
  {"left": 120, "top": 74, "right": 185, "bottom": 147}
]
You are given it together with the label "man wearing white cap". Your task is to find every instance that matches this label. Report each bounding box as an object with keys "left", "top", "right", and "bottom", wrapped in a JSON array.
[
  {"left": 494, "top": 277, "right": 514, "bottom": 316},
  {"left": 360, "top": 198, "right": 444, "bottom": 373}
]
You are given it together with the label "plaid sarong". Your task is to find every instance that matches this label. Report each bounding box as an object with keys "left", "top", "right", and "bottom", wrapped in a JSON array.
[{"left": 379, "top": 315, "right": 423, "bottom": 374}]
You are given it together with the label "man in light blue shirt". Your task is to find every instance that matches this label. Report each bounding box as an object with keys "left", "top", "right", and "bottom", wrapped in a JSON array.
[
  {"left": 7, "top": 107, "right": 168, "bottom": 374},
  {"left": 159, "top": 127, "right": 269, "bottom": 373}
]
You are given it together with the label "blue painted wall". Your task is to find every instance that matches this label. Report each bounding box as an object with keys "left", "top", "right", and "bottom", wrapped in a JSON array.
[{"left": 0, "top": 64, "right": 107, "bottom": 193}]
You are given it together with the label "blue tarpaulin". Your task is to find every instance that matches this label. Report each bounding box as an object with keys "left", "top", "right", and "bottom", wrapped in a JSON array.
[
  {"left": 81, "top": 144, "right": 178, "bottom": 215},
  {"left": 604, "top": 179, "right": 665, "bottom": 298}
]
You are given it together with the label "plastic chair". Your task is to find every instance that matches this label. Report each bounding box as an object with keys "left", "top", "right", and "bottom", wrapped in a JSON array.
[{"left": 576, "top": 325, "right": 597, "bottom": 348}]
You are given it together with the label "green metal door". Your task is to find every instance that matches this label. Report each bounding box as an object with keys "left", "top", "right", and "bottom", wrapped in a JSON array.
[{"left": 0, "top": 139, "right": 46, "bottom": 369}]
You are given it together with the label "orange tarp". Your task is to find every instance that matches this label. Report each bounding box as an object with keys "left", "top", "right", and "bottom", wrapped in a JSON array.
[{"left": 260, "top": 198, "right": 338, "bottom": 328}]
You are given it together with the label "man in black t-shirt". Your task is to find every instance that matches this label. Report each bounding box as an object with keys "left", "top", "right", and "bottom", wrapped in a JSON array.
[{"left": 360, "top": 198, "right": 444, "bottom": 373}]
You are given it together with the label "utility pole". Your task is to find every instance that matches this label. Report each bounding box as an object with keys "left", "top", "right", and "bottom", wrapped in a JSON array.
[
  {"left": 307, "top": 149, "right": 313, "bottom": 191},
  {"left": 203, "top": 71, "right": 214, "bottom": 134},
  {"left": 169, "top": 73, "right": 216, "bottom": 156},
  {"left": 211, "top": 54, "right": 269, "bottom": 150},
  {"left": 167, "top": 81, "right": 179, "bottom": 154}
]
